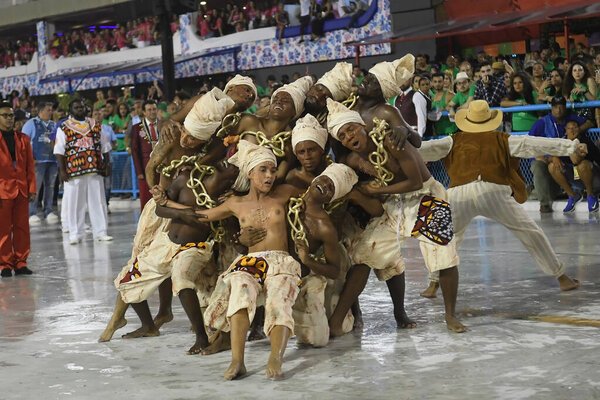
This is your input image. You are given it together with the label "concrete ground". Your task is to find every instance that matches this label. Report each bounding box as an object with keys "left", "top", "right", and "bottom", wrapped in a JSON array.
[{"left": 1, "top": 199, "right": 599, "bottom": 400}]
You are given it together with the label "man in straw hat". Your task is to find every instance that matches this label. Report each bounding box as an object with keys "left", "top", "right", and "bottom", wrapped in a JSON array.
[
  {"left": 416, "top": 100, "right": 584, "bottom": 297},
  {"left": 326, "top": 98, "right": 465, "bottom": 334},
  {"left": 198, "top": 141, "right": 304, "bottom": 379}
]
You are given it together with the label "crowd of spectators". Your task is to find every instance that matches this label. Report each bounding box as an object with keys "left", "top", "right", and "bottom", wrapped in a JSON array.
[
  {"left": 195, "top": 0, "right": 370, "bottom": 42},
  {"left": 0, "top": 38, "right": 36, "bottom": 68},
  {"left": 48, "top": 16, "right": 180, "bottom": 59}
]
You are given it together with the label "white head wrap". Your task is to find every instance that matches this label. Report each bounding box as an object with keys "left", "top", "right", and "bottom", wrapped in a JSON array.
[
  {"left": 272, "top": 75, "right": 313, "bottom": 119},
  {"left": 368, "top": 54, "right": 415, "bottom": 99},
  {"left": 291, "top": 114, "right": 328, "bottom": 155},
  {"left": 316, "top": 62, "right": 353, "bottom": 101},
  {"left": 183, "top": 87, "right": 235, "bottom": 140},
  {"left": 228, "top": 140, "right": 277, "bottom": 192},
  {"left": 326, "top": 98, "right": 365, "bottom": 141},
  {"left": 224, "top": 74, "right": 258, "bottom": 102},
  {"left": 315, "top": 162, "right": 358, "bottom": 202}
]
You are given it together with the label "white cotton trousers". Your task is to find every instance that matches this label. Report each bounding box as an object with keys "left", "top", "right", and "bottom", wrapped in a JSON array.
[
  {"left": 429, "top": 180, "right": 564, "bottom": 282},
  {"left": 63, "top": 174, "right": 108, "bottom": 241}
]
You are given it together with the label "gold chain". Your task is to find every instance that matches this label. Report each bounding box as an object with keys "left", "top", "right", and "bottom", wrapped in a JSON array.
[
  {"left": 215, "top": 112, "right": 242, "bottom": 138},
  {"left": 287, "top": 195, "right": 326, "bottom": 263},
  {"left": 368, "top": 117, "right": 395, "bottom": 186},
  {"left": 342, "top": 92, "right": 359, "bottom": 109},
  {"left": 316, "top": 93, "right": 359, "bottom": 125},
  {"left": 240, "top": 130, "right": 292, "bottom": 158},
  {"left": 159, "top": 154, "right": 199, "bottom": 177},
  {"left": 186, "top": 163, "right": 225, "bottom": 242}
]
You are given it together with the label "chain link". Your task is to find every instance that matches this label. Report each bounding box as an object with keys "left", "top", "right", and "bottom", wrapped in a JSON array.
[
  {"left": 186, "top": 162, "right": 226, "bottom": 242},
  {"left": 287, "top": 194, "right": 327, "bottom": 263},
  {"left": 215, "top": 112, "right": 242, "bottom": 138},
  {"left": 316, "top": 93, "right": 359, "bottom": 125},
  {"left": 367, "top": 117, "right": 395, "bottom": 186},
  {"left": 240, "top": 130, "right": 292, "bottom": 158}
]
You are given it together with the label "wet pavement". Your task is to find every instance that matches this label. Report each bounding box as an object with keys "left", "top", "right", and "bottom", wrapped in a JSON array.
[{"left": 1, "top": 200, "right": 599, "bottom": 400}]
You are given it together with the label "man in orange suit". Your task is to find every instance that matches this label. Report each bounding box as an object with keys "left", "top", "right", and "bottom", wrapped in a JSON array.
[
  {"left": 131, "top": 100, "right": 159, "bottom": 209},
  {"left": 0, "top": 102, "right": 36, "bottom": 277}
]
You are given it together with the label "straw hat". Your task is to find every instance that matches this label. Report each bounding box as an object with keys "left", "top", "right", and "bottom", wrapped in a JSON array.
[{"left": 455, "top": 100, "right": 503, "bottom": 133}]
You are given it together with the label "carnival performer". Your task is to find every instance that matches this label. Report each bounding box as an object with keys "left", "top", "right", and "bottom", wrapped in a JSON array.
[
  {"left": 200, "top": 142, "right": 303, "bottom": 380},
  {"left": 326, "top": 98, "right": 465, "bottom": 333}
]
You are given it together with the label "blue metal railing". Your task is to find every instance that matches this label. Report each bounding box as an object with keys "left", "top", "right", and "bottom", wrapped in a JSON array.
[{"left": 429, "top": 100, "right": 600, "bottom": 187}]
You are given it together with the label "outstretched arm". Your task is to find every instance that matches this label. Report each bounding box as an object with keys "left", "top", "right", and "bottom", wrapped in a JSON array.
[
  {"left": 415, "top": 135, "right": 453, "bottom": 162},
  {"left": 508, "top": 136, "right": 584, "bottom": 159},
  {"left": 195, "top": 198, "right": 235, "bottom": 222}
]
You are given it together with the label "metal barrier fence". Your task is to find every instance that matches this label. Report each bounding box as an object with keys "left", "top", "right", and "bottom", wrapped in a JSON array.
[{"left": 426, "top": 101, "right": 600, "bottom": 188}]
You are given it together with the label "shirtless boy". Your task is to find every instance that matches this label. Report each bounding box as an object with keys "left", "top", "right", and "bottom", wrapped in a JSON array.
[{"left": 198, "top": 142, "right": 303, "bottom": 379}]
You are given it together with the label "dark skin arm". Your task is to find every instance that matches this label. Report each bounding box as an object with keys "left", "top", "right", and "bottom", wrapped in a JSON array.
[
  {"left": 358, "top": 144, "right": 424, "bottom": 196},
  {"left": 56, "top": 154, "right": 69, "bottom": 182},
  {"left": 144, "top": 128, "right": 176, "bottom": 187},
  {"left": 346, "top": 188, "right": 384, "bottom": 217},
  {"left": 294, "top": 222, "right": 341, "bottom": 279},
  {"left": 374, "top": 104, "right": 422, "bottom": 148}
]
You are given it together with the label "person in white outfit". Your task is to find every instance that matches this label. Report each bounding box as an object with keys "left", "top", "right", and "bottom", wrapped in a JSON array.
[
  {"left": 416, "top": 100, "right": 585, "bottom": 296},
  {"left": 54, "top": 99, "right": 113, "bottom": 244}
]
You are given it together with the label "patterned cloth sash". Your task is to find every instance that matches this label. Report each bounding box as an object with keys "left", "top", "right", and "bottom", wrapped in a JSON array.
[
  {"left": 230, "top": 255, "right": 269, "bottom": 285},
  {"left": 411, "top": 195, "right": 454, "bottom": 246}
]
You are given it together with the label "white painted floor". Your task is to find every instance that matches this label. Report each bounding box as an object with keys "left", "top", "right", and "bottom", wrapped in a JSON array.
[{"left": 1, "top": 199, "right": 599, "bottom": 400}]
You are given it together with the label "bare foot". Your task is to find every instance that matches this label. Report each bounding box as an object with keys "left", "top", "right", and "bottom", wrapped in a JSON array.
[
  {"left": 557, "top": 275, "right": 580, "bottom": 291},
  {"left": 153, "top": 311, "right": 173, "bottom": 329},
  {"left": 224, "top": 360, "right": 246, "bottom": 380},
  {"left": 445, "top": 314, "right": 467, "bottom": 333},
  {"left": 395, "top": 311, "right": 417, "bottom": 329},
  {"left": 122, "top": 326, "right": 160, "bottom": 339},
  {"left": 248, "top": 327, "right": 266, "bottom": 341},
  {"left": 202, "top": 331, "right": 231, "bottom": 355},
  {"left": 420, "top": 281, "right": 439, "bottom": 298},
  {"left": 98, "top": 318, "right": 127, "bottom": 342},
  {"left": 187, "top": 336, "right": 209, "bottom": 355},
  {"left": 328, "top": 319, "right": 346, "bottom": 338},
  {"left": 265, "top": 355, "right": 283, "bottom": 379}
]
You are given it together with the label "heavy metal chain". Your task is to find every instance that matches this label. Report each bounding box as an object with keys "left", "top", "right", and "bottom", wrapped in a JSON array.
[
  {"left": 342, "top": 92, "right": 359, "bottom": 109},
  {"left": 159, "top": 154, "right": 200, "bottom": 177},
  {"left": 215, "top": 112, "right": 242, "bottom": 138},
  {"left": 240, "top": 130, "right": 292, "bottom": 158},
  {"left": 316, "top": 93, "right": 359, "bottom": 125},
  {"left": 368, "top": 117, "right": 395, "bottom": 186},
  {"left": 287, "top": 194, "right": 327, "bottom": 263},
  {"left": 186, "top": 163, "right": 225, "bottom": 242}
]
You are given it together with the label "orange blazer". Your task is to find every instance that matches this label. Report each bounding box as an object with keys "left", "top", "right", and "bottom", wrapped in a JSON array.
[{"left": 0, "top": 130, "right": 36, "bottom": 199}]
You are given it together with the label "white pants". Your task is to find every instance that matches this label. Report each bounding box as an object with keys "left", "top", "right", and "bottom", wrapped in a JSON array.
[
  {"left": 429, "top": 181, "right": 564, "bottom": 282},
  {"left": 64, "top": 174, "right": 108, "bottom": 241}
]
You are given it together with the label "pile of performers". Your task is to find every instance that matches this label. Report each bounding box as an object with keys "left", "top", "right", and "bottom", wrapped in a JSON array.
[{"left": 97, "top": 54, "right": 586, "bottom": 380}]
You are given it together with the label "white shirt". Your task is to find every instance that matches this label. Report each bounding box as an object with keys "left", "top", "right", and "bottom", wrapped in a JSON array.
[
  {"left": 300, "top": 0, "right": 311, "bottom": 16},
  {"left": 411, "top": 89, "right": 428, "bottom": 137}
]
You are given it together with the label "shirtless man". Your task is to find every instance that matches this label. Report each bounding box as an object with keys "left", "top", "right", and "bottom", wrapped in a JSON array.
[
  {"left": 326, "top": 98, "right": 465, "bottom": 333},
  {"left": 99, "top": 90, "right": 236, "bottom": 342},
  {"left": 99, "top": 159, "right": 239, "bottom": 353},
  {"left": 198, "top": 142, "right": 303, "bottom": 379}
]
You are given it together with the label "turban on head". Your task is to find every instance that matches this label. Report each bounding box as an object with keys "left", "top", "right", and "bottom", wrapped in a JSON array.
[
  {"left": 228, "top": 140, "right": 277, "bottom": 192},
  {"left": 291, "top": 114, "right": 328, "bottom": 154},
  {"left": 326, "top": 98, "right": 365, "bottom": 141},
  {"left": 272, "top": 76, "right": 313, "bottom": 119},
  {"left": 316, "top": 62, "right": 353, "bottom": 101},
  {"left": 183, "top": 87, "right": 235, "bottom": 140},
  {"left": 368, "top": 54, "right": 415, "bottom": 99},
  {"left": 315, "top": 162, "right": 358, "bottom": 202},
  {"left": 224, "top": 74, "right": 258, "bottom": 102}
]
